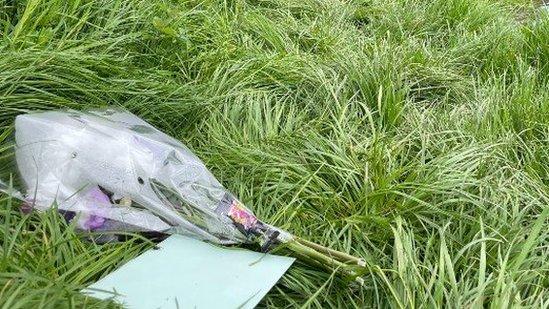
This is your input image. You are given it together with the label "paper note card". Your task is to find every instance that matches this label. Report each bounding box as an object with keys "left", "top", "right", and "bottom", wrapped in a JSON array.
[{"left": 84, "top": 235, "right": 294, "bottom": 309}]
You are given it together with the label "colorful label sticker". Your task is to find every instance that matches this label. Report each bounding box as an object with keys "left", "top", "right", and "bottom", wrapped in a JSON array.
[
  {"left": 216, "top": 193, "right": 258, "bottom": 233},
  {"left": 227, "top": 200, "right": 258, "bottom": 231}
]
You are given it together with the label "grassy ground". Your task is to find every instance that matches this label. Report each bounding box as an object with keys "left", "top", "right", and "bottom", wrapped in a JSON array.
[{"left": 0, "top": 0, "right": 548, "bottom": 307}]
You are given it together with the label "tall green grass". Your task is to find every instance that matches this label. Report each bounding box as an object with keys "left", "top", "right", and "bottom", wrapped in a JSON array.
[{"left": 0, "top": 0, "right": 547, "bottom": 307}]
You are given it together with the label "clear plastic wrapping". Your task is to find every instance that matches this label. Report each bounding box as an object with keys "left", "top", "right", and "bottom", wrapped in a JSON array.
[{"left": 0, "top": 109, "right": 287, "bottom": 245}]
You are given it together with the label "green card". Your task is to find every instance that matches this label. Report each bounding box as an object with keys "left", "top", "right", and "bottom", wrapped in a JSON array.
[{"left": 84, "top": 235, "right": 294, "bottom": 308}]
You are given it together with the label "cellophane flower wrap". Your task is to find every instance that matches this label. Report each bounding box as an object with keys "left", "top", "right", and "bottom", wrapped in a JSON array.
[{"left": 0, "top": 109, "right": 289, "bottom": 245}]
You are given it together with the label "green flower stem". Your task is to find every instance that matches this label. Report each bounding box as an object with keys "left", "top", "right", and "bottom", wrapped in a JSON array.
[
  {"left": 285, "top": 239, "right": 362, "bottom": 282},
  {"left": 294, "top": 237, "right": 365, "bottom": 266}
]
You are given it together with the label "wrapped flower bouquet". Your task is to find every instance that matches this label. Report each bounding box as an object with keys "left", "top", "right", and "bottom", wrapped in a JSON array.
[{"left": 0, "top": 109, "right": 365, "bottom": 282}]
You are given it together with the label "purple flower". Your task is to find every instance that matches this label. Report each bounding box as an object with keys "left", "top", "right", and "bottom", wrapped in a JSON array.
[
  {"left": 78, "top": 186, "right": 111, "bottom": 230},
  {"left": 87, "top": 187, "right": 111, "bottom": 204},
  {"left": 82, "top": 214, "right": 106, "bottom": 230}
]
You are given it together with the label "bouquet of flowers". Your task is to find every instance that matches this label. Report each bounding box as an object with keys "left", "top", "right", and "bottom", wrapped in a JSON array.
[{"left": 0, "top": 109, "right": 365, "bottom": 282}]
